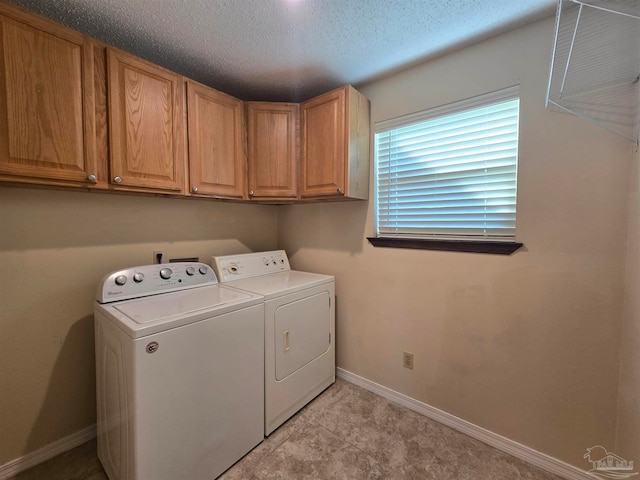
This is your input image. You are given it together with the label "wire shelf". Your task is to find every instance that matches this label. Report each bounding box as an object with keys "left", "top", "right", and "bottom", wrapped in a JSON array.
[{"left": 546, "top": 0, "right": 640, "bottom": 143}]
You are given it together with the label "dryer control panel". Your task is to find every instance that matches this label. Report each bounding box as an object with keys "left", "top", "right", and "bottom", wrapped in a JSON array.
[
  {"left": 96, "top": 262, "right": 218, "bottom": 303},
  {"left": 212, "top": 250, "right": 290, "bottom": 282}
]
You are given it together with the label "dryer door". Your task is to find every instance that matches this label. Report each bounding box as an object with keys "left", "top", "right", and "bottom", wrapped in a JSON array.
[{"left": 274, "top": 291, "right": 330, "bottom": 380}]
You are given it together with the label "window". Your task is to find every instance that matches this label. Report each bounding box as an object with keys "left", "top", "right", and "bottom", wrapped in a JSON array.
[{"left": 369, "top": 86, "right": 522, "bottom": 255}]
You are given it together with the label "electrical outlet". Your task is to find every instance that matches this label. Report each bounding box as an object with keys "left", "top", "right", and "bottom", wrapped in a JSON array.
[
  {"left": 153, "top": 250, "right": 164, "bottom": 264},
  {"left": 403, "top": 352, "right": 414, "bottom": 370}
]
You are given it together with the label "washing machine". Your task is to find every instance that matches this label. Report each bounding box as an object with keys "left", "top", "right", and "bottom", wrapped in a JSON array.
[
  {"left": 94, "top": 262, "right": 264, "bottom": 480},
  {"left": 212, "top": 250, "right": 335, "bottom": 435}
]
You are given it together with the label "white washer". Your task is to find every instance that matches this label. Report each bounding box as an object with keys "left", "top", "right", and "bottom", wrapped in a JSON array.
[
  {"left": 212, "top": 250, "right": 335, "bottom": 435},
  {"left": 94, "top": 262, "right": 264, "bottom": 480}
]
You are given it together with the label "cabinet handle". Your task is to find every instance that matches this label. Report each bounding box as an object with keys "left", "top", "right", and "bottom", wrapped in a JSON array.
[
  {"left": 87, "top": 174, "right": 97, "bottom": 183},
  {"left": 249, "top": 190, "right": 254, "bottom": 196},
  {"left": 113, "top": 176, "right": 122, "bottom": 184},
  {"left": 337, "top": 187, "right": 344, "bottom": 194},
  {"left": 192, "top": 186, "right": 198, "bottom": 193}
]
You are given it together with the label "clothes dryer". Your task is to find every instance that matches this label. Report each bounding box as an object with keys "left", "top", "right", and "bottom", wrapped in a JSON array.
[{"left": 212, "top": 251, "right": 335, "bottom": 435}]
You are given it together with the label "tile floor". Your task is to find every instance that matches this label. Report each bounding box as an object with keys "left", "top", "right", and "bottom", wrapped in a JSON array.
[{"left": 12, "top": 379, "right": 563, "bottom": 480}]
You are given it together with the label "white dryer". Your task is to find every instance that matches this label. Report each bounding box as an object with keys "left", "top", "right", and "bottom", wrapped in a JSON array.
[
  {"left": 212, "top": 251, "right": 335, "bottom": 435},
  {"left": 94, "top": 262, "right": 264, "bottom": 480}
]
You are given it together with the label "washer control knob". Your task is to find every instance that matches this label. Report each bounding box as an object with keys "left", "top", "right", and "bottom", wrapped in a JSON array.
[
  {"left": 228, "top": 263, "right": 239, "bottom": 274},
  {"left": 115, "top": 275, "right": 127, "bottom": 286},
  {"left": 199, "top": 266, "right": 208, "bottom": 275},
  {"left": 159, "top": 268, "right": 172, "bottom": 280},
  {"left": 133, "top": 273, "right": 144, "bottom": 283},
  {"left": 186, "top": 266, "right": 195, "bottom": 276}
]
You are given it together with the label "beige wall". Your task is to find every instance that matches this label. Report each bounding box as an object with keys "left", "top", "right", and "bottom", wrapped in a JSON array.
[
  {"left": 616, "top": 148, "right": 640, "bottom": 459},
  {"left": 0, "top": 187, "right": 278, "bottom": 464},
  {"left": 279, "top": 17, "right": 633, "bottom": 468}
]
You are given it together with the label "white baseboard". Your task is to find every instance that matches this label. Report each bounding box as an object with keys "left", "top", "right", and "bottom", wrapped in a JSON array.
[
  {"left": 0, "top": 424, "right": 96, "bottom": 480},
  {"left": 337, "top": 368, "right": 592, "bottom": 480}
]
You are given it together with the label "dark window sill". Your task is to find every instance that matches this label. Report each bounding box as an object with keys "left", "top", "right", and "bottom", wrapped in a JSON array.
[{"left": 367, "top": 237, "right": 523, "bottom": 255}]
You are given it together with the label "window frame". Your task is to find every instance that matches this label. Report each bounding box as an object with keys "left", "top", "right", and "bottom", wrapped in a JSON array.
[{"left": 368, "top": 86, "right": 523, "bottom": 255}]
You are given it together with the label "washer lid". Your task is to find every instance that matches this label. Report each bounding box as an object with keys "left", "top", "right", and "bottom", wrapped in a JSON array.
[
  {"left": 95, "top": 285, "right": 263, "bottom": 338},
  {"left": 114, "top": 285, "right": 253, "bottom": 324},
  {"left": 223, "top": 270, "right": 333, "bottom": 299}
]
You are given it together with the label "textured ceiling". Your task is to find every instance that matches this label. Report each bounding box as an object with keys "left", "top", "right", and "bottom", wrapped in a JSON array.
[{"left": 6, "top": 0, "right": 557, "bottom": 101}]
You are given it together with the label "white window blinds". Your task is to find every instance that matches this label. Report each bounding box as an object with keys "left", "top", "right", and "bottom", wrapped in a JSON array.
[{"left": 375, "top": 86, "right": 520, "bottom": 241}]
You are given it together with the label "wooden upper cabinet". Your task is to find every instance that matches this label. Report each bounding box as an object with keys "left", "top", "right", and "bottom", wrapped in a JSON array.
[
  {"left": 186, "top": 81, "right": 244, "bottom": 198},
  {"left": 301, "top": 88, "right": 344, "bottom": 197},
  {"left": 301, "top": 85, "right": 370, "bottom": 200},
  {"left": 107, "top": 48, "right": 185, "bottom": 193},
  {"left": 246, "top": 102, "right": 298, "bottom": 200},
  {"left": 0, "top": 5, "right": 98, "bottom": 187},
  {"left": 0, "top": 2, "right": 369, "bottom": 205}
]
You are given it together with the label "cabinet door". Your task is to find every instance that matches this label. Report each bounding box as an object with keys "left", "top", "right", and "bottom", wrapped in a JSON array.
[
  {"left": 301, "top": 87, "right": 345, "bottom": 197},
  {"left": 0, "top": 8, "right": 97, "bottom": 186},
  {"left": 108, "top": 48, "right": 185, "bottom": 193},
  {"left": 187, "top": 81, "right": 244, "bottom": 198},
  {"left": 246, "top": 102, "right": 298, "bottom": 199}
]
